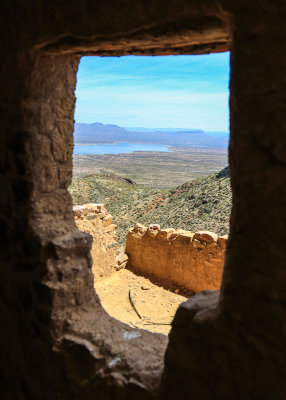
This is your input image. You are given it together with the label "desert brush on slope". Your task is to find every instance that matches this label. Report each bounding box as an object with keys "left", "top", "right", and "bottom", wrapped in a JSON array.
[{"left": 69, "top": 167, "right": 231, "bottom": 244}]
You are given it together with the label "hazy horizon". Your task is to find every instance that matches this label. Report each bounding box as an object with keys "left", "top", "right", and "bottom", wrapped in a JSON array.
[{"left": 75, "top": 121, "right": 229, "bottom": 135}]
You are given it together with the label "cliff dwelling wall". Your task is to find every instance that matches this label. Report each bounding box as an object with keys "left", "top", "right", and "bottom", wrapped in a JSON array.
[
  {"left": 1, "top": 1, "right": 286, "bottom": 399},
  {"left": 74, "top": 204, "right": 119, "bottom": 281},
  {"left": 126, "top": 224, "right": 226, "bottom": 293}
]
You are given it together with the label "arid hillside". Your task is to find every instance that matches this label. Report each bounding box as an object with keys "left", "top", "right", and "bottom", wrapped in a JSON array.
[{"left": 70, "top": 167, "right": 231, "bottom": 244}]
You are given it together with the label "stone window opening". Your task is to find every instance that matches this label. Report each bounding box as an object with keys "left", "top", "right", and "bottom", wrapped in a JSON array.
[
  {"left": 69, "top": 54, "right": 229, "bottom": 338},
  {"left": 25, "top": 49, "right": 231, "bottom": 397},
  {"left": 2, "top": 2, "right": 285, "bottom": 399}
]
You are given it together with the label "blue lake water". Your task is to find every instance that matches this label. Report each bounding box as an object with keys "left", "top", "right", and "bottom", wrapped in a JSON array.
[{"left": 74, "top": 142, "right": 171, "bottom": 155}]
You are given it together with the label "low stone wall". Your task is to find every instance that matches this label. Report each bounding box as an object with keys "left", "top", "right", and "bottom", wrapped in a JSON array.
[
  {"left": 74, "top": 204, "right": 127, "bottom": 281},
  {"left": 125, "top": 224, "right": 227, "bottom": 293}
]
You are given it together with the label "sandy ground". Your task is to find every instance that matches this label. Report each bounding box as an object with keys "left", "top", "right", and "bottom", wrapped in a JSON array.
[{"left": 95, "top": 269, "right": 189, "bottom": 335}]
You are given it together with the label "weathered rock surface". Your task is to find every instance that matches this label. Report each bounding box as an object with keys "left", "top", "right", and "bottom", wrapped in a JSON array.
[
  {"left": 115, "top": 253, "right": 129, "bottom": 271},
  {"left": 74, "top": 204, "right": 118, "bottom": 280},
  {"left": 125, "top": 224, "right": 227, "bottom": 293},
  {"left": 2, "top": 1, "right": 286, "bottom": 399}
]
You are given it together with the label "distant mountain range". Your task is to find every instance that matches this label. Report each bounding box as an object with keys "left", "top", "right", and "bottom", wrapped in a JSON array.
[{"left": 74, "top": 122, "right": 229, "bottom": 148}]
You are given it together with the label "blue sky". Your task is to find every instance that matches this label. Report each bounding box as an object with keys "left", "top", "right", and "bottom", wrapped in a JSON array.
[{"left": 75, "top": 53, "right": 230, "bottom": 132}]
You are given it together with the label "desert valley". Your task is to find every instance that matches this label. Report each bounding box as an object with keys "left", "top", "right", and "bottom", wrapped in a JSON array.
[{"left": 70, "top": 122, "right": 231, "bottom": 334}]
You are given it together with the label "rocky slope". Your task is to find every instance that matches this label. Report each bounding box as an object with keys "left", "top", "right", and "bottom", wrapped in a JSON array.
[{"left": 70, "top": 167, "right": 231, "bottom": 244}]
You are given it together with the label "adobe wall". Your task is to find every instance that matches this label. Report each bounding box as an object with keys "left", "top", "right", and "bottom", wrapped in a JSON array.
[
  {"left": 126, "top": 224, "right": 227, "bottom": 293},
  {"left": 74, "top": 203, "right": 129, "bottom": 281},
  {"left": 74, "top": 204, "right": 117, "bottom": 280}
]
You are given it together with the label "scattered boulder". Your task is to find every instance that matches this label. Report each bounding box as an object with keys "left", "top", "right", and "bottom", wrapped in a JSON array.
[
  {"left": 193, "top": 230, "right": 218, "bottom": 244},
  {"left": 133, "top": 223, "right": 147, "bottom": 234},
  {"left": 149, "top": 224, "right": 160, "bottom": 230},
  {"left": 157, "top": 228, "right": 175, "bottom": 240},
  {"left": 105, "top": 224, "right": 117, "bottom": 233},
  {"left": 102, "top": 214, "right": 113, "bottom": 227},
  {"left": 115, "top": 253, "right": 129, "bottom": 271},
  {"left": 73, "top": 203, "right": 107, "bottom": 219},
  {"left": 124, "top": 178, "right": 136, "bottom": 185},
  {"left": 141, "top": 284, "right": 151, "bottom": 290}
]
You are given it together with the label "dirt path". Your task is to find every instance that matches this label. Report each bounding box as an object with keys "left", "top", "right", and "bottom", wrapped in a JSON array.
[{"left": 95, "top": 269, "right": 188, "bottom": 335}]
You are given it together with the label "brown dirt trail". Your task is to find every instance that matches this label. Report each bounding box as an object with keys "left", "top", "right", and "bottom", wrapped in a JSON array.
[{"left": 95, "top": 269, "right": 187, "bottom": 335}]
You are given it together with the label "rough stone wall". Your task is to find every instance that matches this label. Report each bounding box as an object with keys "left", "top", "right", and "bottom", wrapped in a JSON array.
[
  {"left": 161, "top": 2, "right": 286, "bottom": 399},
  {"left": 0, "top": 50, "right": 90, "bottom": 399},
  {"left": 74, "top": 204, "right": 118, "bottom": 281},
  {"left": 126, "top": 224, "right": 226, "bottom": 293},
  {"left": 0, "top": 40, "right": 167, "bottom": 400},
  {"left": 1, "top": 0, "right": 229, "bottom": 56}
]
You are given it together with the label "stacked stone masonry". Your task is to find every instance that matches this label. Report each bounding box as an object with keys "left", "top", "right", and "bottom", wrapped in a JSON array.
[
  {"left": 126, "top": 224, "right": 227, "bottom": 293},
  {"left": 74, "top": 203, "right": 128, "bottom": 280}
]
